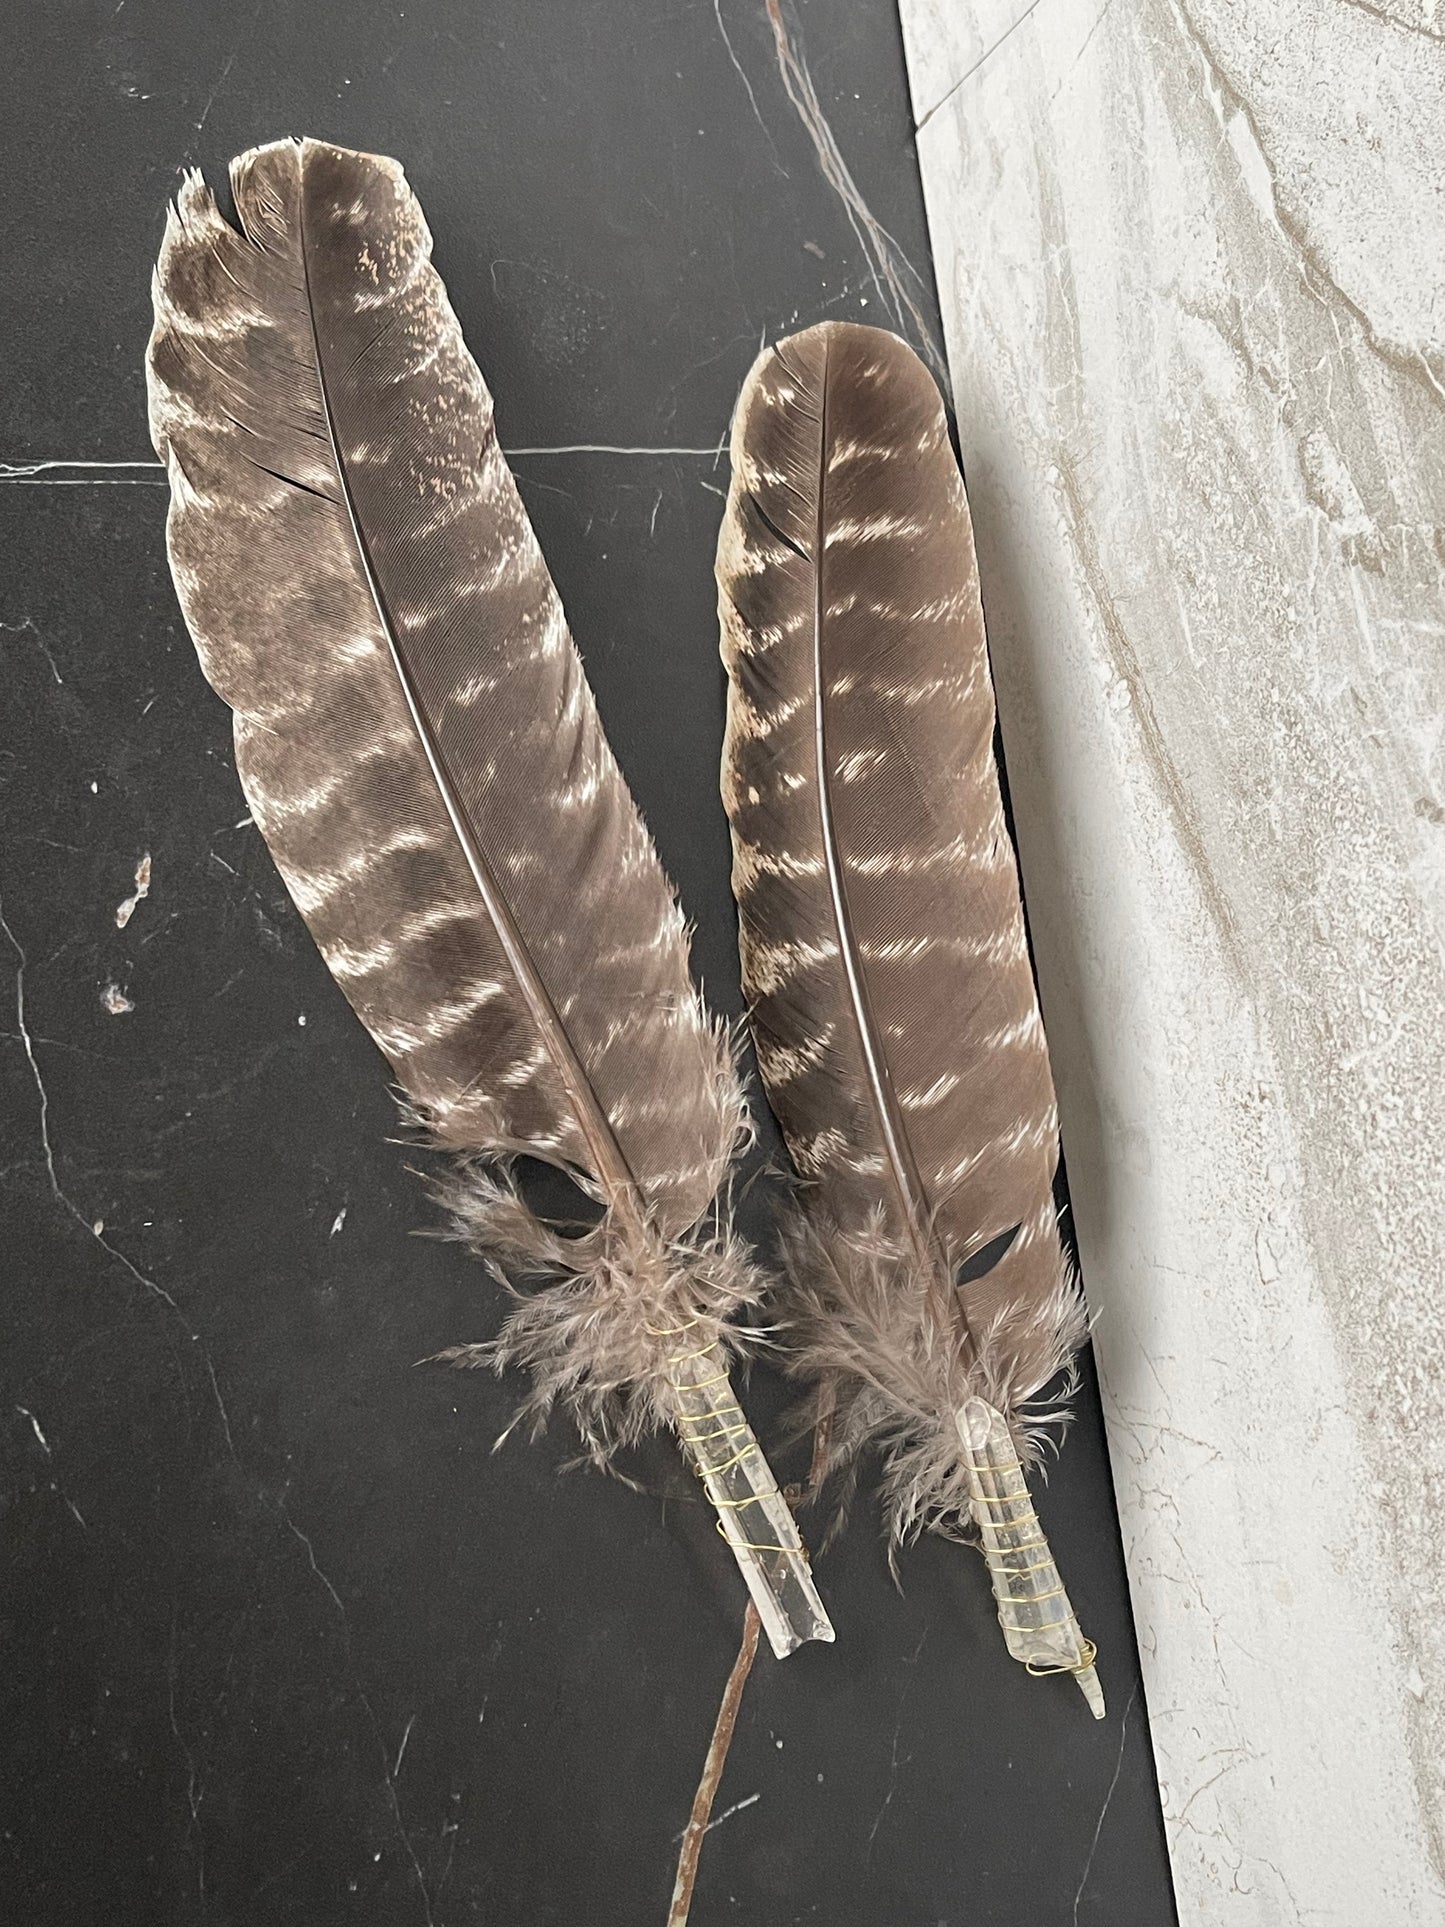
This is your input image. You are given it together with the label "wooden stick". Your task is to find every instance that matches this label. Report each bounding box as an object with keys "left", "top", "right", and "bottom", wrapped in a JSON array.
[{"left": 666, "top": 1604, "right": 763, "bottom": 1927}]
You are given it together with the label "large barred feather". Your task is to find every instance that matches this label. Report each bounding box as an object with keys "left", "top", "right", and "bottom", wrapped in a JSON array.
[
  {"left": 146, "top": 138, "right": 760, "bottom": 1488},
  {"left": 717, "top": 321, "right": 1088, "bottom": 1543}
]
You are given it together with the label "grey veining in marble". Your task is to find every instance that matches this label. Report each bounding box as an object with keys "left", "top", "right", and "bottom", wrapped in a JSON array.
[{"left": 900, "top": 0, "right": 1445, "bottom": 1918}]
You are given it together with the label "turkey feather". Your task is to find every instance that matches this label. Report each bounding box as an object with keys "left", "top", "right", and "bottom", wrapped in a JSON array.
[
  {"left": 148, "top": 138, "right": 831, "bottom": 1656},
  {"left": 717, "top": 321, "right": 1096, "bottom": 1701}
]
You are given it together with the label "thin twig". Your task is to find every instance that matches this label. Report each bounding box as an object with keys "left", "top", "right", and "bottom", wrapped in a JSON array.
[
  {"left": 806, "top": 1383, "right": 836, "bottom": 1498},
  {"left": 666, "top": 1605, "right": 763, "bottom": 1927}
]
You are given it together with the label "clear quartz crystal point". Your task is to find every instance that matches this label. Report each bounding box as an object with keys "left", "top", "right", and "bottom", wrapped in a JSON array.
[
  {"left": 957, "top": 1396, "right": 1104, "bottom": 1718},
  {"left": 669, "top": 1344, "right": 835, "bottom": 1659}
]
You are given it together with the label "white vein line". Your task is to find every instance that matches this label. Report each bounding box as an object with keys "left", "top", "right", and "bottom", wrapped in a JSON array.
[
  {"left": 283, "top": 1512, "right": 348, "bottom": 1619},
  {"left": 16, "top": 1406, "right": 51, "bottom": 1453},
  {"left": 703, "top": 1791, "right": 760, "bottom": 1835},
  {"left": 711, "top": 0, "right": 788, "bottom": 174},
  {"left": 0, "top": 461, "right": 162, "bottom": 473},
  {"left": 0, "top": 447, "right": 723, "bottom": 484},
  {"left": 1, "top": 895, "right": 60, "bottom": 1204},
  {"left": 764, "top": 0, "right": 944, "bottom": 376}
]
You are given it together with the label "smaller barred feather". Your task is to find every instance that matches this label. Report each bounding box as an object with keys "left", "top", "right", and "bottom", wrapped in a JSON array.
[{"left": 717, "top": 322, "right": 1097, "bottom": 1702}]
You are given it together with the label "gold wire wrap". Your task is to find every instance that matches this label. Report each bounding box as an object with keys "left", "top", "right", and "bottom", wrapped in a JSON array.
[
  {"left": 1027, "top": 1637, "right": 1099, "bottom": 1679},
  {"left": 957, "top": 1397, "right": 1104, "bottom": 1717},
  {"left": 659, "top": 1322, "right": 834, "bottom": 1658},
  {"left": 662, "top": 1317, "right": 786, "bottom": 1547}
]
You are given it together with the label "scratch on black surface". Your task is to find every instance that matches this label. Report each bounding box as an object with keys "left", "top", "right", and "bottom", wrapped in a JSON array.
[
  {"left": 2, "top": 891, "right": 249, "bottom": 1506},
  {"left": 867, "top": 1619, "right": 930, "bottom": 1857},
  {"left": 168, "top": 1608, "right": 208, "bottom": 1911},
  {"left": 282, "top": 1508, "right": 349, "bottom": 1620},
  {"left": 1073, "top": 1679, "right": 1138, "bottom": 1923},
  {"left": 191, "top": 0, "right": 266, "bottom": 141},
  {"left": 56, "top": 1487, "right": 87, "bottom": 1529},
  {"left": 193, "top": 48, "right": 238, "bottom": 137},
  {"left": 867, "top": 1714, "right": 908, "bottom": 1856},
  {"left": 282, "top": 1501, "right": 437, "bottom": 1925},
  {"left": 16, "top": 1406, "right": 51, "bottom": 1454}
]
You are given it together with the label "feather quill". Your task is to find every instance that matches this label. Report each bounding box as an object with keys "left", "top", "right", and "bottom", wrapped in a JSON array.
[
  {"left": 146, "top": 137, "right": 830, "bottom": 1656},
  {"left": 716, "top": 321, "right": 1098, "bottom": 1706}
]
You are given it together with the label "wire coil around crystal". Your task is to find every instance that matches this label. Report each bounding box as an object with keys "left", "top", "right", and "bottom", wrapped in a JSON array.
[{"left": 655, "top": 1313, "right": 810, "bottom": 1557}]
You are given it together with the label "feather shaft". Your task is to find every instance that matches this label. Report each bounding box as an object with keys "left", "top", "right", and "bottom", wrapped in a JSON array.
[
  {"left": 296, "top": 201, "right": 640, "bottom": 1214},
  {"left": 802, "top": 337, "right": 953, "bottom": 1301}
]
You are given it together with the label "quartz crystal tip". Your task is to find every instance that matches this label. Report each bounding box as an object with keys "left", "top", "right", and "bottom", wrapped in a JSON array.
[
  {"left": 769, "top": 1602, "right": 837, "bottom": 1659},
  {"left": 1075, "top": 1660, "right": 1106, "bottom": 1720}
]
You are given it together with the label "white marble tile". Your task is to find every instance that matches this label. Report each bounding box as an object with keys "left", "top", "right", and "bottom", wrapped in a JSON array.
[{"left": 898, "top": 0, "right": 1445, "bottom": 1917}]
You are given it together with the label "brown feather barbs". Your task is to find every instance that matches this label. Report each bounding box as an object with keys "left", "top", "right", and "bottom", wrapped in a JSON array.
[
  {"left": 146, "top": 138, "right": 831, "bottom": 1658},
  {"left": 716, "top": 321, "right": 1099, "bottom": 1709}
]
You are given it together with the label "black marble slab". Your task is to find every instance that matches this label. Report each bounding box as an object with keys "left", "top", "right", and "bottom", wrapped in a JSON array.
[{"left": 1, "top": 2, "right": 1178, "bottom": 1921}]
